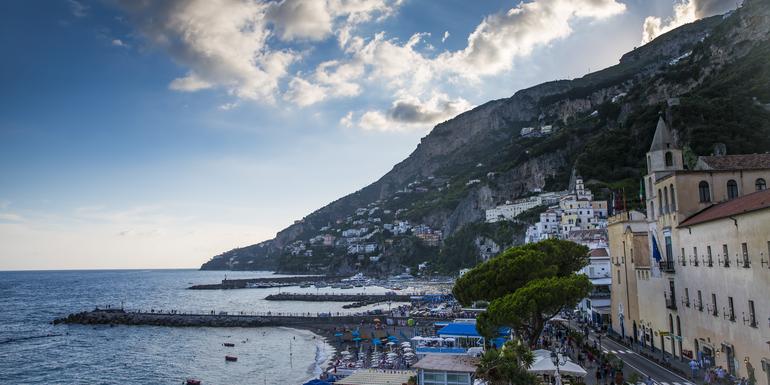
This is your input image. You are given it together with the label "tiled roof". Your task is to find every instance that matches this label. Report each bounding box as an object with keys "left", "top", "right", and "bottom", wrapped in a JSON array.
[
  {"left": 697, "top": 154, "right": 770, "bottom": 170},
  {"left": 412, "top": 355, "right": 479, "bottom": 373},
  {"left": 679, "top": 188, "right": 770, "bottom": 227},
  {"left": 589, "top": 248, "right": 609, "bottom": 257}
]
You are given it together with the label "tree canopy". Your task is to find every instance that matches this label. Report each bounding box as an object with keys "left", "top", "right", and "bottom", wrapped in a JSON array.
[
  {"left": 453, "top": 239, "right": 589, "bottom": 305},
  {"left": 475, "top": 339, "right": 537, "bottom": 385},
  {"left": 452, "top": 239, "right": 592, "bottom": 346}
]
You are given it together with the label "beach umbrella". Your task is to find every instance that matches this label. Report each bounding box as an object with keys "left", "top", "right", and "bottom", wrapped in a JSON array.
[{"left": 386, "top": 341, "right": 395, "bottom": 346}]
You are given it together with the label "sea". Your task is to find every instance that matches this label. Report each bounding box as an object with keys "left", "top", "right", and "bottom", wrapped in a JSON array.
[{"left": 0, "top": 269, "right": 405, "bottom": 385}]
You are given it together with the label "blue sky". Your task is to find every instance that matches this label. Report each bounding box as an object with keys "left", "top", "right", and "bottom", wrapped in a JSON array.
[{"left": 0, "top": 0, "right": 736, "bottom": 270}]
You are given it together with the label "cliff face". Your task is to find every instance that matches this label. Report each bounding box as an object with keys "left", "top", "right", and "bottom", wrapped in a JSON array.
[{"left": 202, "top": 1, "right": 770, "bottom": 273}]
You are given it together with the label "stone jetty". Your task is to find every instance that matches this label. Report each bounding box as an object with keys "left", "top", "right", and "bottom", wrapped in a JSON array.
[
  {"left": 188, "top": 275, "right": 348, "bottom": 290},
  {"left": 264, "top": 293, "right": 412, "bottom": 302},
  {"left": 53, "top": 308, "right": 382, "bottom": 328}
]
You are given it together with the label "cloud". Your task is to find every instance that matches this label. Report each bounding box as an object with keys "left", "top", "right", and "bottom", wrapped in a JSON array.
[
  {"left": 68, "top": 0, "right": 88, "bottom": 18},
  {"left": 641, "top": 0, "right": 737, "bottom": 44},
  {"left": 117, "top": 0, "right": 402, "bottom": 104},
  {"left": 0, "top": 213, "right": 24, "bottom": 222},
  {"left": 356, "top": 93, "right": 474, "bottom": 132},
  {"left": 442, "top": 31, "right": 450, "bottom": 43},
  {"left": 438, "top": 0, "right": 626, "bottom": 78},
  {"left": 267, "top": 0, "right": 333, "bottom": 41},
  {"left": 111, "top": 39, "right": 128, "bottom": 47},
  {"left": 340, "top": 111, "right": 354, "bottom": 128}
]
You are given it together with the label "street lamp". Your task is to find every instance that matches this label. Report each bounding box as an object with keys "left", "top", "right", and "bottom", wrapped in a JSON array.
[{"left": 551, "top": 348, "right": 567, "bottom": 377}]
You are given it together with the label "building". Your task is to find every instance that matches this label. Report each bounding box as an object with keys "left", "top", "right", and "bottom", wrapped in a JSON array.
[
  {"left": 525, "top": 175, "right": 608, "bottom": 242},
  {"left": 577, "top": 247, "right": 612, "bottom": 327},
  {"left": 608, "top": 115, "right": 770, "bottom": 385},
  {"left": 413, "top": 355, "right": 479, "bottom": 385},
  {"left": 485, "top": 191, "right": 566, "bottom": 223},
  {"left": 334, "top": 369, "right": 415, "bottom": 385}
]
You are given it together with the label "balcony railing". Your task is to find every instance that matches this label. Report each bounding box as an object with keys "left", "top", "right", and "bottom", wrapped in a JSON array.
[
  {"left": 665, "top": 293, "right": 677, "bottom": 310},
  {"left": 659, "top": 260, "right": 676, "bottom": 273},
  {"left": 695, "top": 301, "right": 703, "bottom": 311},
  {"left": 739, "top": 255, "right": 751, "bottom": 268},
  {"left": 690, "top": 256, "right": 699, "bottom": 267}
]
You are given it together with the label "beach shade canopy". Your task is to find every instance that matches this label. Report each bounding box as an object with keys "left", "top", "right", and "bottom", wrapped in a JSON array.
[
  {"left": 528, "top": 357, "right": 587, "bottom": 377},
  {"left": 437, "top": 323, "right": 481, "bottom": 338},
  {"left": 373, "top": 318, "right": 381, "bottom": 323},
  {"left": 372, "top": 339, "right": 381, "bottom": 345},
  {"left": 353, "top": 337, "right": 362, "bottom": 341},
  {"left": 334, "top": 332, "right": 343, "bottom": 337},
  {"left": 532, "top": 349, "right": 553, "bottom": 360},
  {"left": 386, "top": 342, "right": 395, "bottom": 345},
  {"left": 548, "top": 316, "right": 569, "bottom": 323},
  {"left": 387, "top": 336, "right": 399, "bottom": 341},
  {"left": 410, "top": 336, "right": 424, "bottom": 341}
]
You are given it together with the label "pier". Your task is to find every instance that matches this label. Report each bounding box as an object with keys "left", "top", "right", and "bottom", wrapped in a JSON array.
[
  {"left": 264, "top": 293, "right": 412, "bottom": 302},
  {"left": 188, "top": 275, "right": 348, "bottom": 290},
  {"left": 52, "top": 308, "right": 447, "bottom": 330}
]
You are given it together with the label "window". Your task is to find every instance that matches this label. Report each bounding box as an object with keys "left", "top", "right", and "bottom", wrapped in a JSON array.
[
  {"left": 699, "top": 181, "right": 711, "bottom": 203},
  {"left": 712, "top": 293, "right": 718, "bottom": 316},
  {"left": 670, "top": 185, "right": 676, "bottom": 211},
  {"left": 741, "top": 243, "right": 750, "bottom": 268},
  {"left": 723, "top": 244, "right": 730, "bottom": 267},
  {"left": 685, "top": 288, "right": 690, "bottom": 307},
  {"left": 707, "top": 246, "right": 713, "bottom": 267},
  {"left": 757, "top": 178, "right": 767, "bottom": 191},
  {"left": 728, "top": 297, "right": 735, "bottom": 321},
  {"left": 727, "top": 180, "right": 739, "bottom": 200},
  {"left": 665, "top": 151, "right": 673, "bottom": 167},
  {"left": 658, "top": 189, "right": 663, "bottom": 215},
  {"left": 697, "top": 290, "right": 703, "bottom": 311},
  {"left": 693, "top": 246, "right": 699, "bottom": 266},
  {"left": 617, "top": 270, "right": 621, "bottom": 284},
  {"left": 447, "top": 373, "right": 470, "bottom": 385},
  {"left": 665, "top": 236, "right": 673, "bottom": 262},
  {"left": 748, "top": 300, "right": 757, "bottom": 327},
  {"left": 664, "top": 186, "right": 670, "bottom": 213}
]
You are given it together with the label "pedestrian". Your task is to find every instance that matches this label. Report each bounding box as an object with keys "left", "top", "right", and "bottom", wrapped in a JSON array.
[
  {"left": 645, "top": 375, "right": 654, "bottom": 385},
  {"left": 596, "top": 368, "right": 602, "bottom": 384},
  {"left": 690, "top": 358, "right": 700, "bottom": 379}
]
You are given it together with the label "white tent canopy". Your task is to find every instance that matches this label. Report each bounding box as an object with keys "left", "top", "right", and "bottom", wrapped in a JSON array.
[{"left": 528, "top": 356, "right": 587, "bottom": 377}]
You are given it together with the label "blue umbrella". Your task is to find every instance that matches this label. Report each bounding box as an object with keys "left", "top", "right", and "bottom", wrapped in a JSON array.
[{"left": 302, "top": 380, "right": 331, "bottom": 385}]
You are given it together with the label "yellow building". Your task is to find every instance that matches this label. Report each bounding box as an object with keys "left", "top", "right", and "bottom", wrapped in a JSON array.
[{"left": 609, "top": 115, "right": 770, "bottom": 385}]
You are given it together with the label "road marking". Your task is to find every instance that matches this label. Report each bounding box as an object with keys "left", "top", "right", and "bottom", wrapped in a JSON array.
[
  {"left": 659, "top": 382, "right": 669, "bottom": 385},
  {"left": 673, "top": 382, "right": 682, "bottom": 385},
  {"left": 626, "top": 350, "right": 635, "bottom": 354}
]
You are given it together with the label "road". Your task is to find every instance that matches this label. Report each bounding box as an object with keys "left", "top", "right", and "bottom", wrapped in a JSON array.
[{"left": 584, "top": 330, "right": 698, "bottom": 385}]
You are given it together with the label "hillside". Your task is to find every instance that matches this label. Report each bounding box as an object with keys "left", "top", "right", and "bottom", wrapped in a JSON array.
[{"left": 201, "top": 0, "right": 770, "bottom": 275}]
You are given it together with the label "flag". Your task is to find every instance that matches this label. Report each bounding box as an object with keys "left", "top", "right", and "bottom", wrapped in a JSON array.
[{"left": 651, "top": 234, "right": 662, "bottom": 262}]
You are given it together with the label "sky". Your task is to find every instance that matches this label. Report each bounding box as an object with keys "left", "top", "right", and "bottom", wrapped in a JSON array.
[{"left": 0, "top": 0, "right": 738, "bottom": 270}]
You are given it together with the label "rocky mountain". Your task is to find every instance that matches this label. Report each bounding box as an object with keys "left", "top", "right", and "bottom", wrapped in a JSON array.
[{"left": 202, "top": 0, "right": 770, "bottom": 274}]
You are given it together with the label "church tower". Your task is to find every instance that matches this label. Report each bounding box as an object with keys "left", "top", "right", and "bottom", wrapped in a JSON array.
[
  {"left": 646, "top": 115, "right": 683, "bottom": 175},
  {"left": 644, "top": 115, "right": 683, "bottom": 220}
]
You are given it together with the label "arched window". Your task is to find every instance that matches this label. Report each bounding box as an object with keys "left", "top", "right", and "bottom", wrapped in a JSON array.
[
  {"left": 676, "top": 316, "right": 681, "bottom": 336},
  {"left": 658, "top": 189, "right": 663, "bottom": 215},
  {"left": 757, "top": 178, "right": 767, "bottom": 191},
  {"left": 664, "top": 186, "right": 669, "bottom": 213},
  {"left": 669, "top": 314, "right": 674, "bottom": 333},
  {"left": 665, "top": 151, "right": 673, "bottom": 167},
  {"left": 670, "top": 185, "right": 677, "bottom": 211},
  {"left": 727, "top": 180, "right": 738, "bottom": 200},
  {"left": 698, "top": 181, "right": 711, "bottom": 203}
]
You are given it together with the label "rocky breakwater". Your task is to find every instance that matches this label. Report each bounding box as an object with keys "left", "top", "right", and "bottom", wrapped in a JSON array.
[{"left": 53, "top": 309, "right": 275, "bottom": 327}]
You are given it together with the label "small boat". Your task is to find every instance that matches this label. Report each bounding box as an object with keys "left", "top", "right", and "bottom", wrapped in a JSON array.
[
  {"left": 186, "top": 379, "right": 202, "bottom": 385},
  {"left": 223, "top": 342, "right": 235, "bottom": 347},
  {"left": 225, "top": 355, "right": 238, "bottom": 362}
]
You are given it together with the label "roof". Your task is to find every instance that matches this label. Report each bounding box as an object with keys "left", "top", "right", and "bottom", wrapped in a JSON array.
[
  {"left": 696, "top": 154, "right": 770, "bottom": 170},
  {"left": 589, "top": 248, "right": 609, "bottom": 257},
  {"left": 649, "top": 116, "right": 677, "bottom": 152},
  {"left": 437, "top": 322, "right": 481, "bottom": 337},
  {"left": 679, "top": 188, "right": 770, "bottom": 227},
  {"left": 334, "top": 369, "right": 415, "bottom": 385},
  {"left": 412, "top": 355, "right": 479, "bottom": 373}
]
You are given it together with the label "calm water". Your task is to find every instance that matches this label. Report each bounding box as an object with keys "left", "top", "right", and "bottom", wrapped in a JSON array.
[{"left": 0, "top": 269, "right": 404, "bottom": 385}]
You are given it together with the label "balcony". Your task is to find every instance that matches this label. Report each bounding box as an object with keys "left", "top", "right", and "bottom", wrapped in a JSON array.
[
  {"left": 695, "top": 302, "right": 703, "bottom": 311},
  {"left": 659, "top": 260, "right": 676, "bottom": 273},
  {"left": 740, "top": 256, "right": 751, "bottom": 268},
  {"left": 665, "top": 293, "right": 677, "bottom": 310}
]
